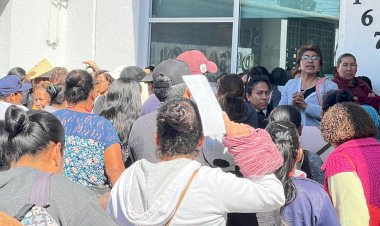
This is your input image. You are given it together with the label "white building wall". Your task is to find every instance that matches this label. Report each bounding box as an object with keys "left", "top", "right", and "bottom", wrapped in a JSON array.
[
  {"left": 0, "top": 0, "right": 11, "bottom": 75},
  {"left": 64, "top": 0, "right": 94, "bottom": 70},
  {"left": 0, "top": 0, "right": 140, "bottom": 76},
  {"left": 93, "top": 0, "right": 141, "bottom": 71},
  {"left": 8, "top": 0, "right": 65, "bottom": 75}
]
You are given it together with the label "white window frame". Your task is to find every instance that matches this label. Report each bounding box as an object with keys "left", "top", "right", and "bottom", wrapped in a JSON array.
[{"left": 138, "top": 0, "right": 241, "bottom": 73}]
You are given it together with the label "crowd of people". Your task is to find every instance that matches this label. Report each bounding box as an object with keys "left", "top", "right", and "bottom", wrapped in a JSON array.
[{"left": 0, "top": 45, "right": 379, "bottom": 226}]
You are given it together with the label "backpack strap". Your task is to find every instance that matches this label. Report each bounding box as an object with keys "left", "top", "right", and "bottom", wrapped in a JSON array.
[
  {"left": 14, "top": 172, "right": 53, "bottom": 221},
  {"left": 316, "top": 77, "right": 326, "bottom": 106},
  {"left": 29, "top": 172, "right": 53, "bottom": 207}
]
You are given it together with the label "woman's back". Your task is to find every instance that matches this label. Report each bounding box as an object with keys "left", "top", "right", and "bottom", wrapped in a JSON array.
[
  {"left": 323, "top": 137, "right": 380, "bottom": 207},
  {"left": 0, "top": 167, "right": 117, "bottom": 226},
  {"left": 108, "top": 158, "right": 284, "bottom": 226},
  {"left": 54, "top": 109, "right": 120, "bottom": 190},
  {"left": 282, "top": 177, "right": 339, "bottom": 226}
]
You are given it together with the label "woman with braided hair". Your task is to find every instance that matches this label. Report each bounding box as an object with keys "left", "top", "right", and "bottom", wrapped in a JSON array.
[
  {"left": 108, "top": 97, "right": 285, "bottom": 226},
  {"left": 265, "top": 121, "right": 339, "bottom": 226}
]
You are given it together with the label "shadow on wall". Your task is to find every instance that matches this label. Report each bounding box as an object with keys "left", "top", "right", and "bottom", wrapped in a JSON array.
[
  {"left": 53, "top": 0, "right": 69, "bottom": 9},
  {"left": 0, "top": 0, "right": 10, "bottom": 17},
  {"left": 0, "top": 0, "right": 69, "bottom": 17}
]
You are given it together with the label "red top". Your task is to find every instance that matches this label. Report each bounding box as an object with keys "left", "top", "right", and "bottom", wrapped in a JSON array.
[{"left": 332, "top": 74, "right": 380, "bottom": 110}]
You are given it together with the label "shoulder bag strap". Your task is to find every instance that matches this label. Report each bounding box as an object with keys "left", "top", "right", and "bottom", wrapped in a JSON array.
[
  {"left": 316, "top": 77, "right": 326, "bottom": 106},
  {"left": 316, "top": 143, "right": 332, "bottom": 156},
  {"left": 30, "top": 172, "right": 53, "bottom": 206},
  {"left": 14, "top": 172, "right": 53, "bottom": 221},
  {"left": 166, "top": 168, "right": 199, "bottom": 226}
]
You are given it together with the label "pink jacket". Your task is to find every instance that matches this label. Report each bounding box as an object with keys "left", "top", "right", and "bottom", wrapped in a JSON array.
[{"left": 322, "top": 137, "right": 380, "bottom": 208}]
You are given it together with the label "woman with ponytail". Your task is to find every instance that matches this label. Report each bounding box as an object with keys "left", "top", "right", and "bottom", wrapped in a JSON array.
[
  {"left": 0, "top": 105, "right": 117, "bottom": 225},
  {"left": 217, "top": 73, "right": 258, "bottom": 128},
  {"left": 204, "top": 73, "right": 258, "bottom": 174},
  {"left": 265, "top": 121, "right": 339, "bottom": 226}
]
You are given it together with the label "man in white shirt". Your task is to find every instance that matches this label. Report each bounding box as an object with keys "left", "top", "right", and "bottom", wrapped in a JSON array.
[{"left": 0, "top": 75, "right": 31, "bottom": 119}]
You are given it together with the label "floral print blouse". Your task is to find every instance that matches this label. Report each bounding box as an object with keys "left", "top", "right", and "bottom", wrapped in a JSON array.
[{"left": 54, "top": 109, "right": 120, "bottom": 190}]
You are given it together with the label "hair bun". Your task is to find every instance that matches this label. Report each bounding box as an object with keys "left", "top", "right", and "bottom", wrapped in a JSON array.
[
  {"left": 4, "top": 105, "right": 29, "bottom": 138},
  {"left": 46, "top": 84, "right": 59, "bottom": 100},
  {"left": 166, "top": 102, "right": 195, "bottom": 133}
]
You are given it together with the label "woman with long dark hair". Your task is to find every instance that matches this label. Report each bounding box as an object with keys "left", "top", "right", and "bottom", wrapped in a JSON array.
[{"left": 100, "top": 77, "right": 142, "bottom": 166}]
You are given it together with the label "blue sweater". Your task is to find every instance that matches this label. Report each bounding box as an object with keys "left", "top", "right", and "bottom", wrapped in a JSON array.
[{"left": 279, "top": 78, "right": 337, "bottom": 127}]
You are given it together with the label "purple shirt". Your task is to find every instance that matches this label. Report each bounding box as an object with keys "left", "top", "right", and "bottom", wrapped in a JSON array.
[
  {"left": 140, "top": 94, "right": 160, "bottom": 117},
  {"left": 282, "top": 177, "right": 339, "bottom": 226}
]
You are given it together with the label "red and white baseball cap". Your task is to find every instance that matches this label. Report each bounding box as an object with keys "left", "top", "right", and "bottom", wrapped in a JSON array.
[{"left": 176, "top": 50, "right": 218, "bottom": 75}]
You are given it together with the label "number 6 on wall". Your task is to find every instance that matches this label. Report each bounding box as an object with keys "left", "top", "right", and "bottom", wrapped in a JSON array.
[
  {"left": 375, "top": 32, "right": 380, "bottom": 49},
  {"left": 362, "top": 9, "right": 374, "bottom": 26}
]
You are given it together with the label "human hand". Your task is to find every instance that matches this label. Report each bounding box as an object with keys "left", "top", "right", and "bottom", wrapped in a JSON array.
[
  {"left": 368, "top": 92, "right": 376, "bottom": 97},
  {"left": 241, "top": 74, "right": 249, "bottom": 84},
  {"left": 24, "top": 71, "right": 36, "bottom": 82},
  {"left": 223, "top": 112, "right": 250, "bottom": 137},
  {"left": 0, "top": 211, "right": 22, "bottom": 226},
  {"left": 83, "top": 60, "right": 100, "bottom": 72},
  {"left": 292, "top": 92, "right": 307, "bottom": 109}
]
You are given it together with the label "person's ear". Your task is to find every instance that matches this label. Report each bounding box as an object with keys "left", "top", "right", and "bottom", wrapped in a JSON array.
[
  {"left": 296, "top": 148, "right": 303, "bottom": 163},
  {"left": 45, "top": 142, "right": 63, "bottom": 174},
  {"left": 197, "top": 135, "right": 205, "bottom": 148},
  {"left": 154, "top": 132, "right": 160, "bottom": 146},
  {"left": 51, "top": 142, "right": 62, "bottom": 166},
  {"left": 245, "top": 93, "right": 250, "bottom": 101},
  {"left": 9, "top": 93, "right": 17, "bottom": 102}
]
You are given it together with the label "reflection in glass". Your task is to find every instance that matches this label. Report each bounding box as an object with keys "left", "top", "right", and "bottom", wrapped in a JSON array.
[
  {"left": 150, "top": 23, "right": 232, "bottom": 80},
  {"left": 238, "top": 0, "right": 340, "bottom": 77},
  {"left": 152, "top": 0, "right": 233, "bottom": 18}
]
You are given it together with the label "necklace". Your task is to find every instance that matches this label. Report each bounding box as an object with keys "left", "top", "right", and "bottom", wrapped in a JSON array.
[{"left": 301, "top": 78, "right": 318, "bottom": 91}]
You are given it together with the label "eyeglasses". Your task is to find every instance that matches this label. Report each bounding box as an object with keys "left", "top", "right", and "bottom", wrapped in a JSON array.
[{"left": 301, "top": 55, "right": 320, "bottom": 61}]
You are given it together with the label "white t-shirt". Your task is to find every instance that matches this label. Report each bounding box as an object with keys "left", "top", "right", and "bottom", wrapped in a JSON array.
[{"left": 0, "top": 101, "right": 28, "bottom": 120}]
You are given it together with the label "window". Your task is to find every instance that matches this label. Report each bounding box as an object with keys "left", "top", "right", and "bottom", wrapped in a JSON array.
[
  {"left": 148, "top": 0, "right": 235, "bottom": 80},
  {"left": 150, "top": 23, "right": 233, "bottom": 75},
  {"left": 152, "top": 0, "right": 233, "bottom": 18},
  {"left": 238, "top": 0, "right": 340, "bottom": 77}
]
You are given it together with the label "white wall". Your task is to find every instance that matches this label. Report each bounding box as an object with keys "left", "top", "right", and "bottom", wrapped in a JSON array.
[
  {"left": 9, "top": 0, "right": 65, "bottom": 74},
  {"left": 65, "top": 0, "right": 141, "bottom": 71},
  {"left": 0, "top": 0, "right": 140, "bottom": 76},
  {"left": 337, "top": 0, "right": 380, "bottom": 93},
  {"left": 92, "top": 0, "right": 141, "bottom": 71},
  {"left": 0, "top": 0, "right": 11, "bottom": 76}
]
